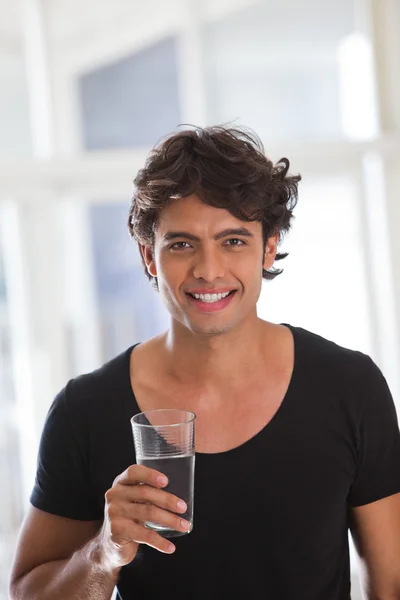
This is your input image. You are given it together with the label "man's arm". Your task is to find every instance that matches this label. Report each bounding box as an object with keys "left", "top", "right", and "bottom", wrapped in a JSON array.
[
  {"left": 9, "top": 506, "right": 118, "bottom": 600},
  {"left": 10, "top": 465, "right": 189, "bottom": 600},
  {"left": 350, "top": 492, "right": 400, "bottom": 600}
]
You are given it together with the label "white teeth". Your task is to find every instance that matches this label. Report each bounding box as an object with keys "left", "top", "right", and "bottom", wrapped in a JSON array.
[{"left": 192, "top": 291, "right": 231, "bottom": 303}]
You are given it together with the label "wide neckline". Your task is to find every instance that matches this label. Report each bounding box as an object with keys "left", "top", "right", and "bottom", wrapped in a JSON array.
[{"left": 126, "top": 323, "right": 298, "bottom": 458}]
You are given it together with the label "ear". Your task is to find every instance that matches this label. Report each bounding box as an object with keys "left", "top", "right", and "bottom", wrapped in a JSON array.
[
  {"left": 141, "top": 244, "right": 158, "bottom": 278},
  {"left": 263, "top": 232, "right": 279, "bottom": 271}
]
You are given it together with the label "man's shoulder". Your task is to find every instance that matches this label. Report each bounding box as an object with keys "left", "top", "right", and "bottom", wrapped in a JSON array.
[
  {"left": 287, "top": 324, "right": 373, "bottom": 378},
  {"left": 284, "top": 325, "right": 380, "bottom": 411},
  {"left": 62, "top": 345, "right": 137, "bottom": 411}
]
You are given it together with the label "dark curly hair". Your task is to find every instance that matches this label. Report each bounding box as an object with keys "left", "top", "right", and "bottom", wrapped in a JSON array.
[{"left": 128, "top": 125, "right": 301, "bottom": 288}]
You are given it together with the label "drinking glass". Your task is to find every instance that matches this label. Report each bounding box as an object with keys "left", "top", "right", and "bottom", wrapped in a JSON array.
[{"left": 131, "top": 409, "right": 196, "bottom": 538}]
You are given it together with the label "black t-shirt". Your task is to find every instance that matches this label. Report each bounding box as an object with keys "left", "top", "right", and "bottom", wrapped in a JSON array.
[{"left": 30, "top": 325, "right": 400, "bottom": 599}]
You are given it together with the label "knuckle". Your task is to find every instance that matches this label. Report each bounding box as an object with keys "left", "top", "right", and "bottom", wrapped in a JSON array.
[
  {"left": 127, "top": 465, "right": 138, "bottom": 479},
  {"left": 107, "top": 505, "right": 118, "bottom": 520},
  {"left": 144, "top": 503, "right": 154, "bottom": 519},
  {"left": 139, "top": 486, "right": 153, "bottom": 503},
  {"left": 145, "top": 529, "right": 161, "bottom": 547},
  {"left": 104, "top": 488, "right": 114, "bottom": 504}
]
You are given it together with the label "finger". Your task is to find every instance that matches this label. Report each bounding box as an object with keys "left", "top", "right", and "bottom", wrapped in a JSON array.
[
  {"left": 114, "top": 464, "right": 168, "bottom": 488},
  {"left": 106, "top": 482, "right": 187, "bottom": 515},
  {"left": 122, "top": 484, "right": 188, "bottom": 514},
  {"left": 111, "top": 519, "right": 176, "bottom": 554},
  {"left": 126, "top": 502, "right": 191, "bottom": 535}
]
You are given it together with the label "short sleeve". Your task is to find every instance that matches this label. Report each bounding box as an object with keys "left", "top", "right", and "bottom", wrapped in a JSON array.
[
  {"left": 30, "top": 385, "right": 103, "bottom": 520},
  {"left": 348, "top": 357, "right": 400, "bottom": 507}
]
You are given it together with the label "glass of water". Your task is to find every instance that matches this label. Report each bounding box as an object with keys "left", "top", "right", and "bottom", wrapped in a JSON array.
[{"left": 131, "top": 409, "right": 196, "bottom": 538}]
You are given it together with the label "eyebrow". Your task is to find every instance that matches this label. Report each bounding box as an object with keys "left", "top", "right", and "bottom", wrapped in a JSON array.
[{"left": 162, "top": 227, "right": 255, "bottom": 243}]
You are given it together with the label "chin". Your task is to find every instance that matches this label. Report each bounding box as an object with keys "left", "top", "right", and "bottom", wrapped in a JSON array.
[
  {"left": 193, "top": 326, "right": 229, "bottom": 336},
  {"left": 183, "top": 317, "right": 234, "bottom": 337}
]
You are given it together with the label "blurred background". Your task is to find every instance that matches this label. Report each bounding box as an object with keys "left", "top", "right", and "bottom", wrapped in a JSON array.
[{"left": 1, "top": 0, "right": 400, "bottom": 597}]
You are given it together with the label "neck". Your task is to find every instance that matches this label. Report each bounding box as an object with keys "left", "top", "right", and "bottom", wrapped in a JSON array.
[{"left": 162, "top": 315, "right": 274, "bottom": 387}]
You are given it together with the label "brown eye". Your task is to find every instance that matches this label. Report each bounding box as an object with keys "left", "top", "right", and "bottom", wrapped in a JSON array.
[
  {"left": 224, "top": 238, "right": 246, "bottom": 247},
  {"left": 170, "top": 242, "right": 191, "bottom": 250}
]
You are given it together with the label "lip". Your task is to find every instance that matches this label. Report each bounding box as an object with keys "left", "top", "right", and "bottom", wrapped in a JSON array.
[{"left": 185, "top": 290, "right": 236, "bottom": 313}]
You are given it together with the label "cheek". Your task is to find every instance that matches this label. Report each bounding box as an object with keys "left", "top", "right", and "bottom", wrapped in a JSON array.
[
  {"left": 157, "top": 252, "right": 173, "bottom": 277},
  {"left": 157, "top": 255, "right": 186, "bottom": 290},
  {"left": 234, "top": 249, "right": 264, "bottom": 277}
]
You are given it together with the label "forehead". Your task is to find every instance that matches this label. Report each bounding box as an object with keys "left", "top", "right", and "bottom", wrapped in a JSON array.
[{"left": 155, "top": 194, "right": 261, "bottom": 236}]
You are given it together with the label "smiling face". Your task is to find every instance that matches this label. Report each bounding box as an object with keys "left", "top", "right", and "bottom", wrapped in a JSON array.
[{"left": 141, "top": 194, "right": 278, "bottom": 337}]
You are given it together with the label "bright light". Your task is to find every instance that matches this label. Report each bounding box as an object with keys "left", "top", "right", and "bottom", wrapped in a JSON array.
[{"left": 337, "top": 32, "right": 379, "bottom": 140}]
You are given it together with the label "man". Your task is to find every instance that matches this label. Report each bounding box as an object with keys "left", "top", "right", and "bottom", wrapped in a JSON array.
[{"left": 9, "top": 126, "right": 400, "bottom": 599}]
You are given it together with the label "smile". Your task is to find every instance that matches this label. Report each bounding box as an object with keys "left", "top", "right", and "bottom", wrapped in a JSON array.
[
  {"left": 185, "top": 290, "right": 236, "bottom": 312},
  {"left": 189, "top": 291, "right": 232, "bottom": 304}
]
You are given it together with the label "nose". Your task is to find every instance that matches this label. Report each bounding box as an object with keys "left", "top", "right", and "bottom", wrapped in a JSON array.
[{"left": 192, "top": 246, "right": 226, "bottom": 282}]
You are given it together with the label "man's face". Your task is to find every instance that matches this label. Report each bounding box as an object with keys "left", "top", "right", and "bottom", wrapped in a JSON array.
[{"left": 142, "top": 194, "right": 277, "bottom": 337}]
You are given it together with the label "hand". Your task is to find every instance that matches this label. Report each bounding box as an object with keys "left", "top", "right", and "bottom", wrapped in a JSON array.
[{"left": 98, "top": 465, "right": 190, "bottom": 569}]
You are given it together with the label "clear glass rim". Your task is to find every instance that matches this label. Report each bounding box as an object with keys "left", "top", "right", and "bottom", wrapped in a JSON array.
[{"left": 130, "top": 408, "right": 196, "bottom": 428}]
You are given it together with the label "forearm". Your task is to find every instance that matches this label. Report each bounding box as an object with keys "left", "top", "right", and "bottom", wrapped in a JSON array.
[
  {"left": 10, "top": 538, "right": 120, "bottom": 600},
  {"left": 359, "top": 578, "right": 400, "bottom": 600}
]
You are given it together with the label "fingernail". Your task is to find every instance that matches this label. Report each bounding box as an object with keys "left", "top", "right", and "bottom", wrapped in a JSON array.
[
  {"left": 157, "top": 475, "right": 168, "bottom": 486},
  {"left": 167, "top": 543, "right": 175, "bottom": 553},
  {"left": 177, "top": 500, "right": 187, "bottom": 512},
  {"left": 181, "top": 519, "right": 191, "bottom": 530}
]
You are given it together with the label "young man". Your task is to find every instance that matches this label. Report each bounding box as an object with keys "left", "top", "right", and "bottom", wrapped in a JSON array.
[{"left": 9, "top": 126, "right": 400, "bottom": 600}]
